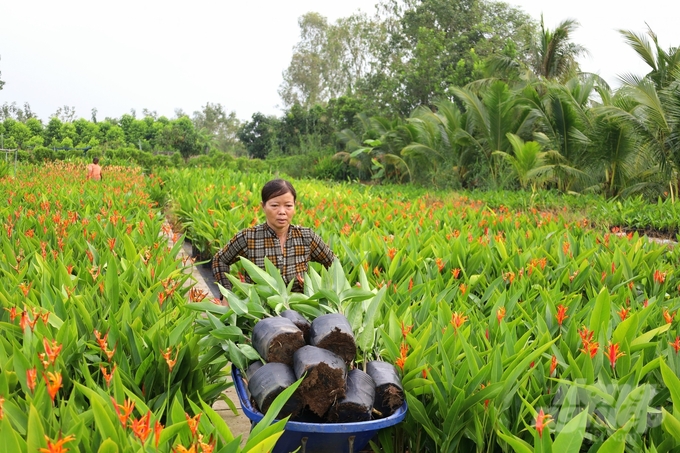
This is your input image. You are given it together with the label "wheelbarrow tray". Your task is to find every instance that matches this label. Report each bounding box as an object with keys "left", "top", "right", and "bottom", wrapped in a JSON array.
[{"left": 232, "top": 367, "right": 407, "bottom": 453}]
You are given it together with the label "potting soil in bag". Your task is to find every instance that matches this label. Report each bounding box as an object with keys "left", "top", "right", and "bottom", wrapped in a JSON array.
[
  {"left": 252, "top": 317, "right": 305, "bottom": 366},
  {"left": 247, "top": 362, "right": 303, "bottom": 418},
  {"left": 309, "top": 313, "right": 357, "bottom": 363},
  {"left": 245, "top": 361, "right": 264, "bottom": 380},
  {"left": 293, "top": 345, "right": 348, "bottom": 417},
  {"left": 280, "top": 309, "right": 311, "bottom": 342},
  {"left": 327, "top": 368, "right": 375, "bottom": 422},
  {"left": 366, "top": 360, "right": 404, "bottom": 418}
]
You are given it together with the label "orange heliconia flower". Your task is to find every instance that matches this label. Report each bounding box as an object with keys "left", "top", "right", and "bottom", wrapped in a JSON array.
[
  {"left": 104, "top": 345, "right": 116, "bottom": 362},
  {"left": 435, "top": 258, "right": 445, "bottom": 272},
  {"left": 111, "top": 397, "right": 135, "bottom": 427},
  {"left": 188, "top": 287, "right": 208, "bottom": 303},
  {"left": 44, "top": 371, "right": 63, "bottom": 402},
  {"left": 5, "top": 306, "right": 17, "bottom": 322},
  {"left": 670, "top": 337, "right": 680, "bottom": 354},
  {"left": 387, "top": 247, "right": 397, "bottom": 260},
  {"left": 607, "top": 341, "right": 625, "bottom": 368},
  {"left": 408, "top": 278, "right": 413, "bottom": 291},
  {"left": 185, "top": 413, "right": 202, "bottom": 438},
  {"left": 131, "top": 411, "right": 153, "bottom": 444},
  {"left": 534, "top": 409, "right": 553, "bottom": 438},
  {"left": 400, "top": 321, "right": 412, "bottom": 339},
  {"left": 663, "top": 309, "right": 675, "bottom": 324},
  {"left": 154, "top": 420, "right": 164, "bottom": 448},
  {"left": 94, "top": 329, "right": 108, "bottom": 351},
  {"left": 496, "top": 307, "right": 506, "bottom": 324},
  {"left": 0, "top": 395, "right": 4, "bottom": 420},
  {"left": 459, "top": 283, "right": 467, "bottom": 295},
  {"left": 451, "top": 268, "right": 461, "bottom": 279},
  {"left": 161, "top": 347, "right": 179, "bottom": 372},
  {"left": 38, "top": 434, "right": 76, "bottom": 453},
  {"left": 581, "top": 341, "right": 599, "bottom": 358},
  {"left": 555, "top": 305, "right": 568, "bottom": 326},
  {"left": 550, "top": 355, "right": 558, "bottom": 376},
  {"left": 450, "top": 312, "right": 468, "bottom": 330},
  {"left": 27, "top": 367, "right": 38, "bottom": 392},
  {"left": 19, "top": 282, "right": 32, "bottom": 297},
  {"left": 100, "top": 364, "right": 115, "bottom": 387},
  {"left": 173, "top": 445, "right": 198, "bottom": 453},
  {"left": 43, "top": 338, "right": 63, "bottom": 366},
  {"left": 108, "top": 237, "right": 116, "bottom": 252},
  {"left": 617, "top": 306, "right": 630, "bottom": 321},
  {"left": 198, "top": 435, "right": 216, "bottom": 453},
  {"left": 654, "top": 269, "right": 667, "bottom": 284}
]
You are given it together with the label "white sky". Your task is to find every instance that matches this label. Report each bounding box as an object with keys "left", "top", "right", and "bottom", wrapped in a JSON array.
[{"left": 0, "top": 0, "right": 677, "bottom": 122}]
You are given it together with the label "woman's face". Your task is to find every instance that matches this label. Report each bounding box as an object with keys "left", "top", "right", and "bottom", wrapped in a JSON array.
[{"left": 263, "top": 192, "right": 295, "bottom": 233}]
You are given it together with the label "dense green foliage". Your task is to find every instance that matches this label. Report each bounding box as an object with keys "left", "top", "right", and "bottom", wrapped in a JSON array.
[{"left": 166, "top": 168, "right": 680, "bottom": 452}]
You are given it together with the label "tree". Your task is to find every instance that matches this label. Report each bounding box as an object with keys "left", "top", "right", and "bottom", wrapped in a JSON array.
[
  {"left": 237, "top": 113, "right": 278, "bottom": 159},
  {"left": 360, "top": 0, "right": 535, "bottom": 115},
  {"left": 192, "top": 103, "right": 242, "bottom": 154},
  {"left": 493, "top": 133, "right": 559, "bottom": 190},
  {"left": 531, "top": 16, "right": 588, "bottom": 81},
  {"left": 279, "top": 12, "right": 384, "bottom": 108},
  {"left": 619, "top": 26, "right": 680, "bottom": 90}
]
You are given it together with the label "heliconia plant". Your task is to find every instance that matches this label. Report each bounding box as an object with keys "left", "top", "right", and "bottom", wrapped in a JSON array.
[
  {"left": 164, "top": 167, "right": 680, "bottom": 452},
  {"left": 0, "top": 163, "right": 294, "bottom": 452}
]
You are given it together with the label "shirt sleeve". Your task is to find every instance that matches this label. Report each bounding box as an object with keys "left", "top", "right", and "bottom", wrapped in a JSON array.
[
  {"left": 212, "top": 231, "right": 248, "bottom": 291},
  {"left": 308, "top": 231, "right": 336, "bottom": 268}
]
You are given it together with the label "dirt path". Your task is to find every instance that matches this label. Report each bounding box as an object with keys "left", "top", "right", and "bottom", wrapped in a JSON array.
[{"left": 167, "top": 232, "right": 252, "bottom": 444}]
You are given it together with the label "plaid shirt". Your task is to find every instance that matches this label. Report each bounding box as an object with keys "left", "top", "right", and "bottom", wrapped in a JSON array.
[{"left": 212, "top": 223, "right": 335, "bottom": 293}]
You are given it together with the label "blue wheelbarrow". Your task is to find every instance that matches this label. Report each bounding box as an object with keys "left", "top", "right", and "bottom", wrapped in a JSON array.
[{"left": 232, "top": 367, "right": 408, "bottom": 453}]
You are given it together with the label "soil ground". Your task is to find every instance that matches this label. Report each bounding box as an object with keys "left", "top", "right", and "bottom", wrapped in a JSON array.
[{"left": 175, "top": 238, "right": 252, "bottom": 444}]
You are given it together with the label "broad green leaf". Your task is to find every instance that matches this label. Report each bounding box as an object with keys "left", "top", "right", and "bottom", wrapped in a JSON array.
[
  {"left": 660, "top": 359, "right": 680, "bottom": 416},
  {"left": 97, "top": 438, "right": 120, "bottom": 453},
  {"left": 553, "top": 408, "right": 588, "bottom": 453},
  {"left": 589, "top": 287, "right": 611, "bottom": 335}
]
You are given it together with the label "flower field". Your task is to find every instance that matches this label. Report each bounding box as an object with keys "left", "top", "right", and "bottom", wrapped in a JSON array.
[
  {"left": 164, "top": 167, "right": 680, "bottom": 452},
  {"left": 0, "top": 163, "right": 286, "bottom": 453},
  {"left": 3, "top": 163, "right": 680, "bottom": 452}
]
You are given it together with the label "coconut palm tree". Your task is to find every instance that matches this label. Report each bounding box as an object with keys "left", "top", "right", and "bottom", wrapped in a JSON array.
[
  {"left": 531, "top": 16, "right": 588, "bottom": 81},
  {"left": 493, "top": 133, "right": 560, "bottom": 191},
  {"left": 450, "top": 80, "right": 538, "bottom": 188},
  {"left": 619, "top": 26, "right": 680, "bottom": 90}
]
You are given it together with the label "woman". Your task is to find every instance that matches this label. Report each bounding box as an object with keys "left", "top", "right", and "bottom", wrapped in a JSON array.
[
  {"left": 86, "top": 157, "right": 103, "bottom": 181},
  {"left": 212, "top": 179, "right": 336, "bottom": 295}
]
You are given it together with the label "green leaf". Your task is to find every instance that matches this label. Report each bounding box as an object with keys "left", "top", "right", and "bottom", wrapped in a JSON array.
[
  {"left": 553, "top": 408, "right": 588, "bottom": 453},
  {"left": 597, "top": 424, "right": 630, "bottom": 453},
  {"left": 201, "top": 398, "right": 235, "bottom": 444},
  {"left": 496, "top": 426, "right": 533, "bottom": 453},
  {"left": 661, "top": 408, "right": 680, "bottom": 442},
  {"left": 589, "top": 287, "right": 611, "bottom": 336},
  {"left": 97, "top": 438, "right": 120, "bottom": 453},
  {"left": 660, "top": 359, "right": 680, "bottom": 416},
  {"left": 0, "top": 416, "right": 25, "bottom": 453},
  {"left": 92, "top": 395, "right": 119, "bottom": 444},
  {"left": 26, "top": 405, "right": 45, "bottom": 453}
]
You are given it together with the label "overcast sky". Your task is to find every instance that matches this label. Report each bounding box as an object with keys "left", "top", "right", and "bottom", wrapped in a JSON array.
[{"left": 0, "top": 0, "right": 677, "bottom": 122}]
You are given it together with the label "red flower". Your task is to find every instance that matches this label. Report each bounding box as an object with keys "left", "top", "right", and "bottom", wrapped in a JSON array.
[
  {"left": 534, "top": 408, "right": 553, "bottom": 438},
  {"left": 111, "top": 397, "right": 135, "bottom": 427},
  {"left": 451, "top": 268, "right": 461, "bottom": 279},
  {"left": 185, "top": 413, "right": 201, "bottom": 438},
  {"left": 400, "top": 321, "right": 412, "bottom": 339},
  {"left": 450, "top": 312, "right": 468, "bottom": 330},
  {"left": 43, "top": 338, "right": 63, "bottom": 366},
  {"left": 44, "top": 371, "right": 63, "bottom": 402},
  {"left": 154, "top": 420, "right": 164, "bottom": 448},
  {"left": 555, "top": 305, "right": 568, "bottom": 326},
  {"left": 607, "top": 341, "right": 625, "bottom": 368},
  {"left": 39, "top": 434, "right": 76, "bottom": 453},
  {"left": 617, "top": 306, "right": 630, "bottom": 321},
  {"left": 670, "top": 337, "right": 680, "bottom": 354},
  {"left": 663, "top": 309, "right": 675, "bottom": 324},
  {"left": 27, "top": 367, "right": 37, "bottom": 392},
  {"left": 131, "top": 411, "right": 152, "bottom": 444},
  {"left": 550, "top": 355, "right": 558, "bottom": 376},
  {"left": 654, "top": 269, "right": 667, "bottom": 284},
  {"left": 161, "top": 346, "right": 179, "bottom": 372},
  {"left": 581, "top": 341, "right": 599, "bottom": 358},
  {"left": 496, "top": 307, "right": 506, "bottom": 324}
]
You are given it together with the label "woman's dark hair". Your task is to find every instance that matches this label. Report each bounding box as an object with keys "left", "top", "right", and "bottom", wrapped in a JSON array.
[{"left": 261, "top": 179, "right": 296, "bottom": 204}]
